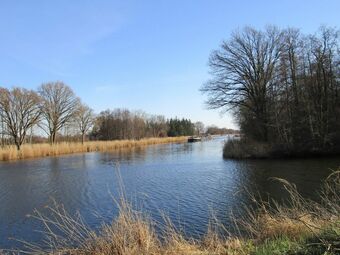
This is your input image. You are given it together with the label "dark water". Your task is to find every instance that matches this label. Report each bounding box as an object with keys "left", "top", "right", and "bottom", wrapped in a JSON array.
[{"left": 0, "top": 136, "right": 339, "bottom": 249}]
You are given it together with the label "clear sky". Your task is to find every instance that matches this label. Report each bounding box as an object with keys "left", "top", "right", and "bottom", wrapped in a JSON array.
[{"left": 0, "top": 1, "right": 339, "bottom": 129}]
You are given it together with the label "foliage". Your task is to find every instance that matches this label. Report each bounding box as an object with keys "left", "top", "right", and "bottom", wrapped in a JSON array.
[{"left": 167, "top": 118, "right": 195, "bottom": 137}]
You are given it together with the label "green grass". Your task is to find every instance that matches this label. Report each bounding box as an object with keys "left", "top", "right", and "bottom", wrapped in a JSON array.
[
  {"left": 251, "top": 222, "right": 340, "bottom": 255},
  {"left": 253, "top": 236, "right": 301, "bottom": 255},
  {"left": 293, "top": 223, "right": 340, "bottom": 255}
]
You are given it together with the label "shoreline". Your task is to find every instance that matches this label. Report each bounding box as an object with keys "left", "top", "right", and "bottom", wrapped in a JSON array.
[
  {"left": 223, "top": 139, "right": 340, "bottom": 160},
  {"left": 225, "top": 151, "right": 340, "bottom": 160},
  {"left": 0, "top": 136, "right": 188, "bottom": 162}
]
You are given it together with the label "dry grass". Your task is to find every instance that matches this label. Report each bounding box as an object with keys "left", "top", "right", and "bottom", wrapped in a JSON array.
[
  {"left": 2, "top": 170, "right": 339, "bottom": 255},
  {"left": 238, "top": 174, "right": 339, "bottom": 240},
  {"left": 12, "top": 199, "right": 249, "bottom": 255},
  {"left": 0, "top": 137, "right": 187, "bottom": 161}
]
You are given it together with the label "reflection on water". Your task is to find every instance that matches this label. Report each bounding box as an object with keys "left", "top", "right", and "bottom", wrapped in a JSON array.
[{"left": 0, "top": 136, "right": 339, "bottom": 248}]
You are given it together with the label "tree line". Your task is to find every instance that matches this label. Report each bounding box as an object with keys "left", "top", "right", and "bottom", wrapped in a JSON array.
[
  {"left": 91, "top": 109, "right": 164, "bottom": 140},
  {"left": 91, "top": 110, "right": 198, "bottom": 140},
  {"left": 0, "top": 82, "right": 200, "bottom": 150},
  {"left": 202, "top": 26, "right": 340, "bottom": 154},
  {"left": 205, "top": 125, "right": 239, "bottom": 135}
]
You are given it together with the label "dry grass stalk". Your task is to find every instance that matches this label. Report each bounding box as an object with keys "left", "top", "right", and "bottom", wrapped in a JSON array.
[
  {"left": 236, "top": 171, "right": 340, "bottom": 242},
  {"left": 0, "top": 137, "right": 187, "bottom": 161}
]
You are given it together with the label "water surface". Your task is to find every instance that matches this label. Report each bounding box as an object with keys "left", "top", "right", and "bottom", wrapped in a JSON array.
[{"left": 0, "top": 136, "right": 339, "bottom": 248}]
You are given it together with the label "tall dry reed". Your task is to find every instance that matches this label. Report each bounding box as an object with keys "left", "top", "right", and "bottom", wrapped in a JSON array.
[
  {"left": 233, "top": 170, "right": 340, "bottom": 254},
  {"left": 0, "top": 137, "right": 187, "bottom": 161}
]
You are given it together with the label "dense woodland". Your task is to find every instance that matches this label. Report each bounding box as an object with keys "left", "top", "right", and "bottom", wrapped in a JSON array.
[
  {"left": 0, "top": 82, "right": 207, "bottom": 150},
  {"left": 202, "top": 26, "right": 340, "bottom": 155}
]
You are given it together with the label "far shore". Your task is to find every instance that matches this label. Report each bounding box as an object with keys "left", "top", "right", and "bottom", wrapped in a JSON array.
[
  {"left": 0, "top": 136, "right": 188, "bottom": 162},
  {"left": 223, "top": 139, "right": 340, "bottom": 160}
]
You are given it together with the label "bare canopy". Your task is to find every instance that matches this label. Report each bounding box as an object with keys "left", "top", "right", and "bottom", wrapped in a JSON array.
[
  {"left": 202, "top": 25, "right": 340, "bottom": 150},
  {"left": 201, "top": 26, "right": 284, "bottom": 141},
  {"left": 75, "top": 103, "right": 94, "bottom": 144},
  {"left": 39, "top": 82, "right": 80, "bottom": 144},
  {"left": 0, "top": 87, "right": 41, "bottom": 150}
]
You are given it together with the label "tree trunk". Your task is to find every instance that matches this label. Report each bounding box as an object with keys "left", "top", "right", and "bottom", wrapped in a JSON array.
[
  {"left": 15, "top": 142, "right": 20, "bottom": 151},
  {"left": 50, "top": 131, "right": 57, "bottom": 144}
]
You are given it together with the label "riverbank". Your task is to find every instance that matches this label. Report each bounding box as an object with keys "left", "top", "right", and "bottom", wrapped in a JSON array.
[
  {"left": 0, "top": 137, "right": 187, "bottom": 161},
  {"left": 3, "top": 171, "right": 339, "bottom": 255},
  {"left": 223, "top": 139, "right": 340, "bottom": 159}
]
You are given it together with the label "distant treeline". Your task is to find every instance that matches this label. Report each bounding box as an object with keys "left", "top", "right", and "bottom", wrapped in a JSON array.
[
  {"left": 206, "top": 126, "right": 239, "bottom": 135},
  {"left": 202, "top": 26, "right": 340, "bottom": 156},
  {"left": 0, "top": 82, "right": 217, "bottom": 150},
  {"left": 90, "top": 109, "right": 196, "bottom": 140},
  {"left": 167, "top": 118, "right": 195, "bottom": 137}
]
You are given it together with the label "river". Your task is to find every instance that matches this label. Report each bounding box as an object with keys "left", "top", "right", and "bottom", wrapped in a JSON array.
[{"left": 0, "top": 136, "right": 339, "bottom": 249}]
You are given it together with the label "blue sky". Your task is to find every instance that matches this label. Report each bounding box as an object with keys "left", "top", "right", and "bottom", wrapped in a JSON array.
[{"left": 1, "top": 1, "right": 339, "bottom": 128}]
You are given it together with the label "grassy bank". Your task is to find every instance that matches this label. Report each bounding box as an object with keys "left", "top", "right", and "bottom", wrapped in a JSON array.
[
  {"left": 223, "top": 139, "right": 340, "bottom": 159},
  {"left": 3, "top": 171, "right": 339, "bottom": 255},
  {"left": 0, "top": 137, "right": 187, "bottom": 161}
]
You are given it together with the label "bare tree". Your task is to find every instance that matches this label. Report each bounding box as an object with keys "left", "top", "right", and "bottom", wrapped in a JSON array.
[
  {"left": 194, "top": 121, "right": 205, "bottom": 136},
  {"left": 75, "top": 103, "right": 94, "bottom": 144},
  {"left": 0, "top": 87, "right": 41, "bottom": 150},
  {"left": 147, "top": 115, "right": 167, "bottom": 137},
  {"left": 38, "top": 82, "right": 80, "bottom": 144},
  {"left": 202, "top": 25, "right": 340, "bottom": 154},
  {"left": 91, "top": 109, "right": 171, "bottom": 140},
  {"left": 0, "top": 107, "right": 5, "bottom": 147},
  {"left": 201, "top": 26, "right": 284, "bottom": 141}
]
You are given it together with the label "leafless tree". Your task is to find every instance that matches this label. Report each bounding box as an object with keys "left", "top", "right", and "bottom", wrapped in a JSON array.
[
  {"left": 147, "top": 115, "right": 167, "bottom": 137},
  {"left": 0, "top": 107, "right": 5, "bottom": 147},
  {"left": 202, "top": 25, "right": 340, "bottom": 153},
  {"left": 201, "top": 26, "right": 284, "bottom": 141},
  {"left": 91, "top": 109, "right": 174, "bottom": 140},
  {"left": 75, "top": 103, "right": 94, "bottom": 144},
  {"left": 0, "top": 87, "right": 41, "bottom": 150},
  {"left": 131, "top": 111, "right": 147, "bottom": 140},
  {"left": 194, "top": 121, "right": 205, "bottom": 136},
  {"left": 38, "top": 82, "right": 80, "bottom": 144}
]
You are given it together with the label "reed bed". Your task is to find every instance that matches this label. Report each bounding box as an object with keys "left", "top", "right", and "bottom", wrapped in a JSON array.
[
  {"left": 0, "top": 137, "right": 187, "bottom": 161},
  {"left": 2, "top": 170, "right": 339, "bottom": 255}
]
